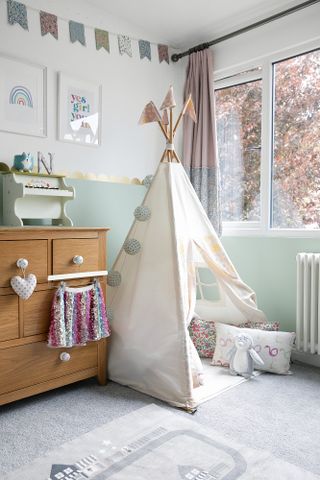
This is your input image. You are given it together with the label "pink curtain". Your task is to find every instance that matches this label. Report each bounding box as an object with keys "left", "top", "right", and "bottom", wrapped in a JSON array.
[{"left": 183, "top": 49, "right": 221, "bottom": 235}]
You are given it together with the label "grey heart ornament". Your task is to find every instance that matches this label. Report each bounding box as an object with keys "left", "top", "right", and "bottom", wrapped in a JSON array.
[{"left": 10, "top": 274, "right": 37, "bottom": 300}]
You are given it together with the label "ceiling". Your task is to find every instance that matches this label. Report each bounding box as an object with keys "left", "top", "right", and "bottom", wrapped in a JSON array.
[{"left": 87, "top": 0, "right": 306, "bottom": 49}]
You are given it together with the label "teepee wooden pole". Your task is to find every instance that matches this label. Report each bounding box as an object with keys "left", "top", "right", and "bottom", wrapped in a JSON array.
[
  {"left": 160, "top": 148, "right": 167, "bottom": 163},
  {"left": 158, "top": 121, "right": 169, "bottom": 141},
  {"left": 169, "top": 107, "right": 174, "bottom": 162},
  {"left": 172, "top": 150, "right": 181, "bottom": 163}
]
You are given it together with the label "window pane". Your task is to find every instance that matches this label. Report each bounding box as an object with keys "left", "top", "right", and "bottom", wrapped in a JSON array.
[
  {"left": 215, "top": 80, "right": 262, "bottom": 222},
  {"left": 272, "top": 50, "right": 320, "bottom": 229}
]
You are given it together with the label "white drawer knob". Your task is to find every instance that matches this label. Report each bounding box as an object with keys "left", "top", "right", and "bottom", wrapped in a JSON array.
[
  {"left": 73, "top": 255, "right": 84, "bottom": 265},
  {"left": 60, "top": 352, "right": 71, "bottom": 362},
  {"left": 16, "top": 258, "right": 29, "bottom": 269}
]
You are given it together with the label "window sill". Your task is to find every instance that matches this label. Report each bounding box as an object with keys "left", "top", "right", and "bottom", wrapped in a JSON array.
[{"left": 222, "top": 226, "right": 320, "bottom": 238}]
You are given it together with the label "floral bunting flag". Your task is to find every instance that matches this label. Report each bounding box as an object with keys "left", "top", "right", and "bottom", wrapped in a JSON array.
[
  {"left": 69, "top": 20, "right": 86, "bottom": 46},
  {"left": 7, "top": 0, "right": 28, "bottom": 30},
  {"left": 158, "top": 44, "right": 169, "bottom": 64},
  {"left": 118, "top": 35, "right": 132, "bottom": 57},
  {"left": 139, "top": 40, "right": 151, "bottom": 61},
  {"left": 40, "top": 11, "right": 58, "bottom": 39},
  {"left": 95, "top": 28, "right": 110, "bottom": 52}
]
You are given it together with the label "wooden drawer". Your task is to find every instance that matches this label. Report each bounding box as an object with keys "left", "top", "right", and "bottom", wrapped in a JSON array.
[
  {"left": 52, "top": 238, "right": 100, "bottom": 275},
  {"left": 23, "top": 289, "right": 52, "bottom": 337},
  {"left": 0, "top": 341, "right": 98, "bottom": 395},
  {"left": 0, "top": 295, "right": 19, "bottom": 341},
  {"left": 0, "top": 240, "right": 48, "bottom": 287}
]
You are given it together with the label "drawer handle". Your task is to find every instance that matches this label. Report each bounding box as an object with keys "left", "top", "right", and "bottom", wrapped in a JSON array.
[
  {"left": 16, "top": 258, "right": 29, "bottom": 270},
  {"left": 60, "top": 352, "right": 71, "bottom": 362},
  {"left": 73, "top": 255, "right": 84, "bottom": 265}
]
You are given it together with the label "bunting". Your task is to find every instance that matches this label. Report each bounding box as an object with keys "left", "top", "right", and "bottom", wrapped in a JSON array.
[
  {"left": 95, "top": 28, "right": 110, "bottom": 52},
  {"left": 139, "top": 40, "right": 151, "bottom": 61},
  {"left": 7, "top": 0, "right": 28, "bottom": 30},
  {"left": 40, "top": 11, "right": 58, "bottom": 39},
  {"left": 69, "top": 20, "right": 86, "bottom": 46},
  {"left": 118, "top": 35, "right": 132, "bottom": 57},
  {"left": 5, "top": 2, "right": 174, "bottom": 63},
  {"left": 158, "top": 44, "right": 169, "bottom": 64}
]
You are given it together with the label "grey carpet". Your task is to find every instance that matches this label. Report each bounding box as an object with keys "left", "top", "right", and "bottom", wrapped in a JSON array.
[{"left": 0, "top": 363, "right": 319, "bottom": 477}]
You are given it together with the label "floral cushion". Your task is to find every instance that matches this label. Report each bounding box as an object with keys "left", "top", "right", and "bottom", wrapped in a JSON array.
[
  {"left": 188, "top": 317, "right": 217, "bottom": 358},
  {"left": 189, "top": 318, "right": 280, "bottom": 359},
  {"left": 212, "top": 323, "right": 296, "bottom": 374}
]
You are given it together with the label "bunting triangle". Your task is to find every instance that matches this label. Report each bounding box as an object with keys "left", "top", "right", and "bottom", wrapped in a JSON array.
[
  {"left": 160, "top": 86, "right": 176, "bottom": 110},
  {"left": 138, "top": 101, "right": 162, "bottom": 125}
]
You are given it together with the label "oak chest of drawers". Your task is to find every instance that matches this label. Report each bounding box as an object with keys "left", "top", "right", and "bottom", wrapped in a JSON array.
[{"left": 0, "top": 227, "right": 109, "bottom": 406}]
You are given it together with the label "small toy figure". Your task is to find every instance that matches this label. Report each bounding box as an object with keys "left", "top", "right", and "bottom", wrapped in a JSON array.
[
  {"left": 228, "top": 333, "right": 264, "bottom": 379},
  {"left": 13, "top": 152, "right": 34, "bottom": 172}
]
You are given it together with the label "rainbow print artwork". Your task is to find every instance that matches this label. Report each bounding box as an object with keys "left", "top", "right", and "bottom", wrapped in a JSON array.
[{"left": 9, "top": 85, "right": 33, "bottom": 108}]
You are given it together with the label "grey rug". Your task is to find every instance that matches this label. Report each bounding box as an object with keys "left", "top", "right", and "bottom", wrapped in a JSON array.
[{"left": 5, "top": 404, "right": 319, "bottom": 479}]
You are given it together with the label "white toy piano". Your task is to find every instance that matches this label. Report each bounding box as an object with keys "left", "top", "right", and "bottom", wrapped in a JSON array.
[{"left": 2, "top": 172, "right": 75, "bottom": 226}]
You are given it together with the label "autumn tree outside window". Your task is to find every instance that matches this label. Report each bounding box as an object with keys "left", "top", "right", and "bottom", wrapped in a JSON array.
[{"left": 214, "top": 47, "right": 320, "bottom": 234}]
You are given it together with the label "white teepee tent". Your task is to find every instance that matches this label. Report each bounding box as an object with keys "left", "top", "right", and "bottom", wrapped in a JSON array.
[{"left": 107, "top": 88, "right": 266, "bottom": 409}]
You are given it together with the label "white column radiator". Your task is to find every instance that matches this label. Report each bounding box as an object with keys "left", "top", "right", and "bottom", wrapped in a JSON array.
[{"left": 296, "top": 253, "right": 320, "bottom": 355}]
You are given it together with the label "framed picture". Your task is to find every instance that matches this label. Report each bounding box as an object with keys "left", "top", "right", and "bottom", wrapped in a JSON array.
[
  {"left": 58, "top": 73, "right": 102, "bottom": 147},
  {"left": 0, "top": 54, "right": 47, "bottom": 137}
]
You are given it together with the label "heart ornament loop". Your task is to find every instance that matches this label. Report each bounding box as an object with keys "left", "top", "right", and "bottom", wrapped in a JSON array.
[{"left": 10, "top": 274, "right": 37, "bottom": 300}]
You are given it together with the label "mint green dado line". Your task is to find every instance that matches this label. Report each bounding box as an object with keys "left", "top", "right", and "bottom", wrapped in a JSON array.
[{"left": 1, "top": 176, "right": 318, "bottom": 332}]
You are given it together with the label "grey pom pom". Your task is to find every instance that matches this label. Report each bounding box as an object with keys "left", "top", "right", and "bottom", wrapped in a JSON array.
[
  {"left": 107, "top": 270, "right": 122, "bottom": 287},
  {"left": 134, "top": 205, "right": 151, "bottom": 221},
  {"left": 142, "top": 175, "right": 153, "bottom": 188},
  {"left": 124, "top": 238, "right": 141, "bottom": 255}
]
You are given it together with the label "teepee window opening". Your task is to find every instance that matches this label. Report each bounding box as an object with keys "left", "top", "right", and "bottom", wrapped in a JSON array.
[
  {"left": 215, "top": 78, "right": 262, "bottom": 225},
  {"left": 196, "top": 265, "right": 221, "bottom": 303}
]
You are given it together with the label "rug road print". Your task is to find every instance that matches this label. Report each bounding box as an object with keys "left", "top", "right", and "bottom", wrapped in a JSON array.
[{"left": 5, "top": 405, "right": 319, "bottom": 480}]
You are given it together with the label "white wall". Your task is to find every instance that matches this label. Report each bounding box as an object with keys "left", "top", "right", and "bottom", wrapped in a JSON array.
[
  {"left": 0, "top": 0, "right": 185, "bottom": 179},
  {"left": 212, "top": 2, "right": 320, "bottom": 75}
]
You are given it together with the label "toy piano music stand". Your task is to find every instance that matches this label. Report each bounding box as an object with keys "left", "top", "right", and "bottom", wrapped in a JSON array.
[{"left": 2, "top": 172, "right": 75, "bottom": 226}]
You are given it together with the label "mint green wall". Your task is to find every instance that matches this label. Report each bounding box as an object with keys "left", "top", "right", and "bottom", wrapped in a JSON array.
[
  {"left": 222, "top": 237, "right": 320, "bottom": 332},
  {"left": 67, "top": 179, "right": 145, "bottom": 268}
]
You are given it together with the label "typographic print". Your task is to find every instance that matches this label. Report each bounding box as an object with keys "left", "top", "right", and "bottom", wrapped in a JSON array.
[{"left": 69, "top": 92, "right": 91, "bottom": 129}]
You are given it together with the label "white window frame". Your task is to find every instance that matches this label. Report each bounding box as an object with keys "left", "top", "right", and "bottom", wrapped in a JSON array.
[{"left": 214, "top": 38, "right": 320, "bottom": 238}]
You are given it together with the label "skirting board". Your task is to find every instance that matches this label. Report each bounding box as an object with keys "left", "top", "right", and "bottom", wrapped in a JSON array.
[{"left": 292, "top": 350, "right": 320, "bottom": 368}]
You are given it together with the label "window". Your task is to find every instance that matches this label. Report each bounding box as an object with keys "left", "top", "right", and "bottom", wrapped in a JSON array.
[
  {"left": 215, "top": 46, "right": 320, "bottom": 235},
  {"left": 216, "top": 80, "right": 262, "bottom": 223},
  {"left": 272, "top": 50, "right": 320, "bottom": 229}
]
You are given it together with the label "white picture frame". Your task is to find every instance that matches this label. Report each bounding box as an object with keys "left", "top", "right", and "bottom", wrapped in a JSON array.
[
  {"left": 58, "top": 72, "right": 102, "bottom": 147},
  {"left": 0, "top": 54, "right": 47, "bottom": 137}
]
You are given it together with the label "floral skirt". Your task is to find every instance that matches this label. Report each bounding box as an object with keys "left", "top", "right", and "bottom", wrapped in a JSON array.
[{"left": 48, "top": 279, "right": 111, "bottom": 348}]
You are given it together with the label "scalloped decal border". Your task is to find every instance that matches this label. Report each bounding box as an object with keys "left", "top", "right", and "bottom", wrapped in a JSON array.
[{"left": 57, "top": 171, "right": 143, "bottom": 185}]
